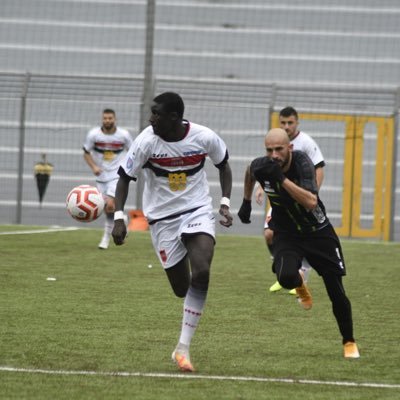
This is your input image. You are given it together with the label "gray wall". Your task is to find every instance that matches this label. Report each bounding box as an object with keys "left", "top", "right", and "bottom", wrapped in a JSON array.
[{"left": 0, "top": 0, "right": 399, "bottom": 240}]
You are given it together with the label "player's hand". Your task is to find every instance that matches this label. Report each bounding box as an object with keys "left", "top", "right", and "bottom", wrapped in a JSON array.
[
  {"left": 264, "top": 159, "right": 285, "bottom": 184},
  {"left": 238, "top": 199, "right": 252, "bottom": 224},
  {"left": 112, "top": 219, "right": 127, "bottom": 245},
  {"left": 219, "top": 205, "right": 233, "bottom": 227},
  {"left": 93, "top": 166, "right": 102, "bottom": 176},
  {"left": 255, "top": 185, "right": 264, "bottom": 205}
]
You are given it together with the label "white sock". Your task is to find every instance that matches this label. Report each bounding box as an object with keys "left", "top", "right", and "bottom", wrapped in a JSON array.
[
  {"left": 300, "top": 258, "right": 312, "bottom": 283},
  {"left": 178, "top": 286, "right": 207, "bottom": 348},
  {"left": 104, "top": 215, "right": 114, "bottom": 237}
]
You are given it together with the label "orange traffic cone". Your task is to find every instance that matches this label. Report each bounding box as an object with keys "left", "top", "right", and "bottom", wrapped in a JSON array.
[{"left": 128, "top": 210, "right": 149, "bottom": 231}]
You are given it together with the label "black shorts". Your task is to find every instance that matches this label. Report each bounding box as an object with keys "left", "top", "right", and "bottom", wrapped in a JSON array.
[{"left": 273, "top": 224, "right": 346, "bottom": 276}]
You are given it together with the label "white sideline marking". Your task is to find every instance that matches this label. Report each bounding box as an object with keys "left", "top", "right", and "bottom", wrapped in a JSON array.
[
  {"left": 0, "top": 227, "right": 79, "bottom": 235},
  {"left": 0, "top": 366, "right": 399, "bottom": 389}
]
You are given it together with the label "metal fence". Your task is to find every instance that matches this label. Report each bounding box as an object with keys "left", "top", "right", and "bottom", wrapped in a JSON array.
[{"left": 1, "top": 72, "right": 399, "bottom": 240}]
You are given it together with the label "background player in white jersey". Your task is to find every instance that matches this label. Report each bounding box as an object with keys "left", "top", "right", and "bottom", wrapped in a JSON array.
[
  {"left": 112, "top": 92, "right": 233, "bottom": 372},
  {"left": 83, "top": 109, "right": 133, "bottom": 249},
  {"left": 254, "top": 107, "right": 325, "bottom": 293}
]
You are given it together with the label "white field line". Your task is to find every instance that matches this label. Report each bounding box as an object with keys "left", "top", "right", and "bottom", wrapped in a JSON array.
[
  {"left": 0, "top": 366, "right": 399, "bottom": 389},
  {"left": 0, "top": 227, "right": 79, "bottom": 235}
]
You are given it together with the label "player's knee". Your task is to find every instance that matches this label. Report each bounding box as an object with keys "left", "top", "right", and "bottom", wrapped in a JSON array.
[
  {"left": 172, "top": 284, "right": 189, "bottom": 298},
  {"left": 191, "top": 267, "right": 210, "bottom": 291},
  {"left": 275, "top": 252, "right": 301, "bottom": 289}
]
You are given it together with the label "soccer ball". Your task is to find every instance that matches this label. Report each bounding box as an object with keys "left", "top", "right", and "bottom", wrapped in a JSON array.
[{"left": 66, "top": 185, "right": 105, "bottom": 222}]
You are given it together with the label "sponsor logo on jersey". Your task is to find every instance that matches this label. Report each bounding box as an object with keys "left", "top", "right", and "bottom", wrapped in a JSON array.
[
  {"left": 187, "top": 222, "right": 201, "bottom": 228},
  {"left": 149, "top": 154, "right": 206, "bottom": 167},
  {"left": 311, "top": 205, "right": 326, "bottom": 223},
  {"left": 263, "top": 181, "right": 275, "bottom": 193},
  {"left": 126, "top": 157, "right": 133, "bottom": 170},
  {"left": 183, "top": 150, "right": 202, "bottom": 156}
]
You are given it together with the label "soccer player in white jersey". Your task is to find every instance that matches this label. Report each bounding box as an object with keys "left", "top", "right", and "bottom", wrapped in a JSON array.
[
  {"left": 254, "top": 107, "right": 325, "bottom": 293},
  {"left": 112, "top": 92, "right": 233, "bottom": 372},
  {"left": 83, "top": 109, "right": 133, "bottom": 249}
]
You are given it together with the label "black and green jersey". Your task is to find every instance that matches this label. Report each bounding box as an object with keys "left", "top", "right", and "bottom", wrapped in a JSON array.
[{"left": 250, "top": 151, "right": 330, "bottom": 234}]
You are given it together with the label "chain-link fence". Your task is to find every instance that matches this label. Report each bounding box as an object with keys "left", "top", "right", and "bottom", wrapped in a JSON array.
[{"left": 1, "top": 0, "right": 399, "bottom": 239}]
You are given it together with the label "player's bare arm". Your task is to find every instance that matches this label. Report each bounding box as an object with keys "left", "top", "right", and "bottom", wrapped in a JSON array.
[
  {"left": 218, "top": 161, "right": 233, "bottom": 227},
  {"left": 254, "top": 183, "right": 264, "bottom": 205},
  {"left": 260, "top": 164, "right": 324, "bottom": 206},
  {"left": 237, "top": 165, "right": 256, "bottom": 224},
  {"left": 281, "top": 178, "right": 318, "bottom": 210},
  {"left": 243, "top": 165, "right": 256, "bottom": 201},
  {"left": 83, "top": 151, "right": 102, "bottom": 176},
  {"left": 315, "top": 166, "right": 324, "bottom": 189},
  {"left": 112, "top": 175, "right": 130, "bottom": 245}
]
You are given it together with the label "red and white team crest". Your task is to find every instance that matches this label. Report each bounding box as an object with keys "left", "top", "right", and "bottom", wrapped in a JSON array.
[
  {"left": 159, "top": 249, "right": 168, "bottom": 263},
  {"left": 66, "top": 185, "right": 105, "bottom": 222}
]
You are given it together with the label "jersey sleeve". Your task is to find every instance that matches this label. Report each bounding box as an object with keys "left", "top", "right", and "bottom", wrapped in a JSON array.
[
  {"left": 303, "top": 136, "right": 325, "bottom": 167},
  {"left": 82, "top": 129, "right": 96, "bottom": 153},
  {"left": 295, "top": 152, "right": 319, "bottom": 194},
  {"left": 206, "top": 130, "right": 228, "bottom": 166},
  {"left": 249, "top": 156, "right": 269, "bottom": 182},
  {"left": 119, "top": 131, "right": 151, "bottom": 180}
]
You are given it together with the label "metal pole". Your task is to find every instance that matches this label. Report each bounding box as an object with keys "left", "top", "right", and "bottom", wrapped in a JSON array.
[
  {"left": 136, "top": 0, "right": 156, "bottom": 210},
  {"left": 389, "top": 87, "right": 400, "bottom": 240},
  {"left": 16, "top": 72, "right": 31, "bottom": 224},
  {"left": 140, "top": 0, "right": 155, "bottom": 131},
  {"left": 268, "top": 83, "right": 277, "bottom": 129}
]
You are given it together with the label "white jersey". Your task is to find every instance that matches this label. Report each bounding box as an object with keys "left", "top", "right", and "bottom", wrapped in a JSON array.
[
  {"left": 83, "top": 126, "right": 133, "bottom": 182},
  {"left": 120, "top": 121, "right": 228, "bottom": 222},
  {"left": 291, "top": 131, "right": 325, "bottom": 167}
]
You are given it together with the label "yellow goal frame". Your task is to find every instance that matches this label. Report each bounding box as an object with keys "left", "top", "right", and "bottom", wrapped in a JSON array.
[{"left": 270, "top": 112, "right": 395, "bottom": 240}]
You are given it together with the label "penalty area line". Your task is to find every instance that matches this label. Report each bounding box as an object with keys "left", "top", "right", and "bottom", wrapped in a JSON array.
[
  {"left": 0, "top": 227, "right": 80, "bottom": 235},
  {"left": 0, "top": 366, "right": 399, "bottom": 389}
]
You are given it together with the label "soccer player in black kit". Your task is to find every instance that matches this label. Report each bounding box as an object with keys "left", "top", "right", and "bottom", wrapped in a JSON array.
[{"left": 238, "top": 128, "right": 360, "bottom": 358}]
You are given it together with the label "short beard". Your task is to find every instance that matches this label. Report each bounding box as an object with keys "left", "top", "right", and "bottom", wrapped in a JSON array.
[
  {"left": 281, "top": 153, "right": 291, "bottom": 171},
  {"left": 102, "top": 124, "right": 114, "bottom": 132}
]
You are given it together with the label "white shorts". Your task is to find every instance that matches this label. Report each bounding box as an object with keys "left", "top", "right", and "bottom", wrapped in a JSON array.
[
  {"left": 96, "top": 178, "right": 118, "bottom": 198},
  {"left": 264, "top": 207, "right": 272, "bottom": 229},
  {"left": 149, "top": 204, "right": 216, "bottom": 269}
]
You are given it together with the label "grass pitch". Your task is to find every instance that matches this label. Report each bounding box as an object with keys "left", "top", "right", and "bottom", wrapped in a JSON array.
[{"left": 0, "top": 225, "right": 399, "bottom": 399}]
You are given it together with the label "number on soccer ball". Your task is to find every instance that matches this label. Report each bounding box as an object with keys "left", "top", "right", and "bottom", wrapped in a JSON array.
[{"left": 66, "top": 185, "right": 105, "bottom": 222}]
